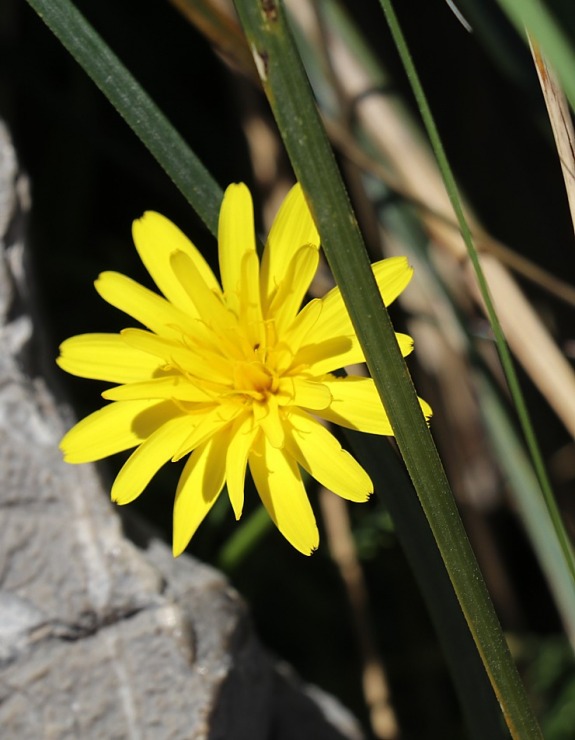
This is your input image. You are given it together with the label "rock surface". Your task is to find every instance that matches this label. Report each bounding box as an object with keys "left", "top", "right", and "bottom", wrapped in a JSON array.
[{"left": 0, "top": 121, "right": 363, "bottom": 740}]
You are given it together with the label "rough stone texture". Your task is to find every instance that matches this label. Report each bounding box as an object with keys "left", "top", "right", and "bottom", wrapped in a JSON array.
[{"left": 0, "top": 122, "right": 363, "bottom": 740}]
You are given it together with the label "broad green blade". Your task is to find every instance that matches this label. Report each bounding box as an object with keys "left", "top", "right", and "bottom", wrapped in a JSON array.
[{"left": 233, "top": 1, "right": 541, "bottom": 737}]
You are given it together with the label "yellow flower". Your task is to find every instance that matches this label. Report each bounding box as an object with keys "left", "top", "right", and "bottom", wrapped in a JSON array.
[{"left": 58, "top": 183, "right": 430, "bottom": 556}]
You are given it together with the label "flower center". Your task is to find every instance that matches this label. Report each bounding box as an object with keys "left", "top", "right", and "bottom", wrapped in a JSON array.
[{"left": 232, "top": 359, "right": 279, "bottom": 403}]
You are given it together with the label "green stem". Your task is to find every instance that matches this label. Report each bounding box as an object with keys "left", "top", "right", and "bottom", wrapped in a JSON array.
[
  {"left": 217, "top": 505, "right": 272, "bottom": 572},
  {"left": 233, "top": 1, "right": 541, "bottom": 736},
  {"left": 25, "top": 0, "right": 222, "bottom": 236}
]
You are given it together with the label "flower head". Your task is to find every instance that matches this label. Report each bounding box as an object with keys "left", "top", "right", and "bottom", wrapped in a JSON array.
[{"left": 58, "top": 183, "right": 430, "bottom": 555}]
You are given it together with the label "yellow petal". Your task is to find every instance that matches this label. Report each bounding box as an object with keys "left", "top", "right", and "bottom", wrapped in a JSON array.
[
  {"left": 170, "top": 250, "right": 237, "bottom": 334},
  {"left": 267, "top": 245, "right": 319, "bottom": 332},
  {"left": 257, "top": 394, "right": 285, "bottom": 449},
  {"left": 95, "top": 271, "right": 193, "bottom": 336},
  {"left": 225, "top": 414, "right": 257, "bottom": 519},
  {"left": 120, "top": 328, "right": 232, "bottom": 385},
  {"left": 303, "top": 256, "right": 412, "bottom": 347},
  {"left": 281, "top": 298, "right": 323, "bottom": 356},
  {"left": 111, "top": 414, "right": 192, "bottom": 505},
  {"left": 373, "top": 257, "right": 413, "bottom": 303},
  {"left": 286, "top": 410, "right": 372, "bottom": 502},
  {"left": 279, "top": 376, "right": 332, "bottom": 410},
  {"left": 132, "top": 211, "right": 220, "bottom": 314},
  {"left": 261, "top": 183, "right": 320, "bottom": 310},
  {"left": 172, "top": 436, "right": 227, "bottom": 556},
  {"left": 295, "top": 331, "right": 413, "bottom": 376},
  {"left": 102, "top": 376, "right": 214, "bottom": 402},
  {"left": 57, "top": 333, "right": 161, "bottom": 383},
  {"left": 60, "top": 399, "right": 180, "bottom": 463},
  {"left": 238, "top": 251, "right": 264, "bottom": 347},
  {"left": 172, "top": 402, "right": 240, "bottom": 461},
  {"left": 418, "top": 397, "right": 433, "bottom": 422},
  {"left": 319, "top": 376, "right": 393, "bottom": 435},
  {"left": 319, "top": 375, "right": 432, "bottom": 433},
  {"left": 218, "top": 183, "right": 256, "bottom": 315},
  {"left": 248, "top": 433, "right": 319, "bottom": 555}
]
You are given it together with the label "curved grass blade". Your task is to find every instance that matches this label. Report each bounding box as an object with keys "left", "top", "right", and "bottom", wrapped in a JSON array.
[{"left": 25, "top": 0, "right": 223, "bottom": 236}]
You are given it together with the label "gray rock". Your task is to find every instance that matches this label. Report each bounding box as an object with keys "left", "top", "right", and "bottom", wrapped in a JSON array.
[{"left": 0, "top": 121, "right": 363, "bottom": 740}]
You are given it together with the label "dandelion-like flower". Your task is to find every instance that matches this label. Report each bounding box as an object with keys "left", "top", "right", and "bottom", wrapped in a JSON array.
[{"left": 58, "top": 183, "right": 430, "bottom": 555}]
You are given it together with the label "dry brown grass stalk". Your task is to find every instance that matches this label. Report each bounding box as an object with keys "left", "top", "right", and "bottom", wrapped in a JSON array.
[
  {"left": 529, "top": 36, "right": 575, "bottom": 240},
  {"left": 319, "top": 489, "right": 400, "bottom": 740}
]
